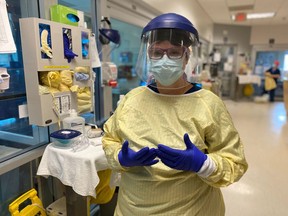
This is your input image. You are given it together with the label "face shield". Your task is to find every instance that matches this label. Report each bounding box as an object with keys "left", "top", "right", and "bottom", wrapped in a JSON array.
[{"left": 136, "top": 28, "right": 199, "bottom": 89}]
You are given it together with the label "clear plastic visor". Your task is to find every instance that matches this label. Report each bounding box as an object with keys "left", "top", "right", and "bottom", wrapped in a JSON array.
[{"left": 136, "top": 29, "right": 199, "bottom": 89}]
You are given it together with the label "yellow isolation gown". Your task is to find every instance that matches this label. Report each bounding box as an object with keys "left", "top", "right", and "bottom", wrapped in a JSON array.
[{"left": 102, "top": 86, "right": 248, "bottom": 216}]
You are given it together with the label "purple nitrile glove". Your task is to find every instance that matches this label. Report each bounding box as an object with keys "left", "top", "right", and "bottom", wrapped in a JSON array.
[
  {"left": 156, "top": 133, "right": 207, "bottom": 172},
  {"left": 118, "top": 140, "right": 159, "bottom": 167},
  {"left": 63, "top": 33, "right": 78, "bottom": 63}
]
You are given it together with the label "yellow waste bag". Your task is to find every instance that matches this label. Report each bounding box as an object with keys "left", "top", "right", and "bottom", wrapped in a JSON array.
[
  {"left": 90, "top": 169, "right": 116, "bottom": 204},
  {"left": 243, "top": 84, "right": 254, "bottom": 96},
  {"left": 265, "top": 76, "right": 277, "bottom": 91}
]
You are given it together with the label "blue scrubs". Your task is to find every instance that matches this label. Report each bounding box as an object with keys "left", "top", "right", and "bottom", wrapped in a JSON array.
[{"left": 266, "top": 67, "right": 281, "bottom": 102}]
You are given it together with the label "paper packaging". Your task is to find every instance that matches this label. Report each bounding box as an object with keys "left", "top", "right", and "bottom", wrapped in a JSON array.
[
  {"left": 50, "top": 4, "right": 84, "bottom": 27},
  {"left": 0, "top": 68, "right": 10, "bottom": 90},
  {"left": 0, "top": 0, "right": 16, "bottom": 53}
]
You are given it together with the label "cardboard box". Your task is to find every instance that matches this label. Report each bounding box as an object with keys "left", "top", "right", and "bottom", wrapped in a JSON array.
[{"left": 50, "top": 4, "right": 84, "bottom": 27}]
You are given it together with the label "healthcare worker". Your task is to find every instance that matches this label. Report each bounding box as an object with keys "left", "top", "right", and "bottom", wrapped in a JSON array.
[
  {"left": 102, "top": 13, "right": 248, "bottom": 216},
  {"left": 264, "top": 60, "right": 281, "bottom": 102}
]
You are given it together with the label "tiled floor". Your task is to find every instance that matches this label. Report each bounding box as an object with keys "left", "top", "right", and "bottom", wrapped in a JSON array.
[{"left": 222, "top": 100, "right": 288, "bottom": 216}]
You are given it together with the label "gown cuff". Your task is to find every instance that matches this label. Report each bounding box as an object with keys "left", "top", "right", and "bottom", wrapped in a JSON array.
[{"left": 197, "top": 156, "right": 216, "bottom": 178}]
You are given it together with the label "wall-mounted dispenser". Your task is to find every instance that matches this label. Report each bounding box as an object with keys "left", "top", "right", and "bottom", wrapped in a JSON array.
[{"left": 19, "top": 18, "right": 93, "bottom": 126}]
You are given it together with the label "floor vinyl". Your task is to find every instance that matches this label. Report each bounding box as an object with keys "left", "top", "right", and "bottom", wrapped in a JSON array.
[{"left": 222, "top": 100, "right": 288, "bottom": 216}]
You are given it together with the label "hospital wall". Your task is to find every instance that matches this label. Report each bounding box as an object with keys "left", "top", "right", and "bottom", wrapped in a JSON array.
[
  {"left": 251, "top": 25, "right": 288, "bottom": 45},
  {"left": 142, "top": 0, "right": 288, "bottom": 48},
  {"left": 213, "top": 24, "right": 252, "bottom": 72},
  {"left": 140, "top": 0, "right": 288, "bottom": 84}
]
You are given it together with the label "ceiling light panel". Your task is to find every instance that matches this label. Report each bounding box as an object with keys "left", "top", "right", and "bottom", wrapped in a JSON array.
[{"left": 246, "top": 12, "right": 275, "bottom": 19}]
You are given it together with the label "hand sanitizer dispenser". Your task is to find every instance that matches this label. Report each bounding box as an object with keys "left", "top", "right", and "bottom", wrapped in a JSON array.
[{"left": 62, "top": 109, "right": 85, "bottom": 133}]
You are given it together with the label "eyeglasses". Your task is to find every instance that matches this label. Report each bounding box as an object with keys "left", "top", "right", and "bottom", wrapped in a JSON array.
[{"left": 148, "top": 46, "right": 186, "bottom": 60}]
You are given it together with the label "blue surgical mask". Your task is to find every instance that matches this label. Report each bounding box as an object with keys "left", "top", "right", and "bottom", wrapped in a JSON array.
[{"left": 148, "top": 55, "right": 184, "bottom": 86}]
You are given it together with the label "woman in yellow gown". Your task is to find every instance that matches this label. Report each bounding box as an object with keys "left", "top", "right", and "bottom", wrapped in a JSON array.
[{"left": 102, "top": 13, "right": 248, "bottom": 216}]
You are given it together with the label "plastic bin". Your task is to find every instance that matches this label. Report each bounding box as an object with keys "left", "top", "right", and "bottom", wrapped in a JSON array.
[
  {"left": 46, "top": 196, "right": 66, "bottom": 216},
  {"left": 8, "top": 188, "right": 46, "bottom": 216}
]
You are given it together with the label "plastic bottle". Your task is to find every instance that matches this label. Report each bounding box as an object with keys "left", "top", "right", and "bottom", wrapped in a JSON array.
[{"left": 62, "top": 109, "right": 85, "bottom": 134}]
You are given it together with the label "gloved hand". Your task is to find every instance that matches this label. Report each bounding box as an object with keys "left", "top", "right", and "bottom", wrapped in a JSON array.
[
  {"left": 118, "top": 140, "right": 159, "bottom": 167},
  {"left": 156, "top": 133, "right": 207, "bottom": 172}
]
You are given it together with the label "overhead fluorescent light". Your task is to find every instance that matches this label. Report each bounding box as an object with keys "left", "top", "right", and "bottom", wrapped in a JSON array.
[
  {"left": 232, "top": 12, "right": 275, "bottom": 21},
  {"left": 246, "top": 12, "right": 275, "bottom": 19}
]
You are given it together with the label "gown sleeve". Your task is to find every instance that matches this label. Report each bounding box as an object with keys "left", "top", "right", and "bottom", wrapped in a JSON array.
[
  {"left": 102, "top": 98, "right": 126, "bottom": 171},
  {"left": 200, "top": 97, "right": 248, "bottom": 187}
]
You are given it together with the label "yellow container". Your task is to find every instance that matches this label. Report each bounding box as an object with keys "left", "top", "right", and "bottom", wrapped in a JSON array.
[
  {"left": 90, "top": 169, "right": 116, "bottom": 204},
  {"left": 9, "top": 188, "right": 46, "bottom": 216}
]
